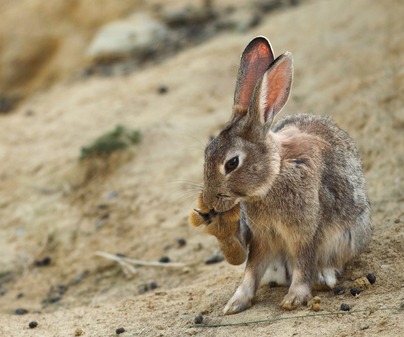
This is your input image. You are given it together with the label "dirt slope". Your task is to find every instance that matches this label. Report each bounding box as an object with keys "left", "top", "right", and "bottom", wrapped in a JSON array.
[{"left": 0, "top": 0, "right": 403, "bottom": 336}]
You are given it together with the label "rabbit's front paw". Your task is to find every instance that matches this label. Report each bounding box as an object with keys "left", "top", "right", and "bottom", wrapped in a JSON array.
[
  {"left": 280, "top": 284, "right": 312, "bottom": 310},
  {"left": 223, "top": 288, "right": 253, "bottom": 315}
]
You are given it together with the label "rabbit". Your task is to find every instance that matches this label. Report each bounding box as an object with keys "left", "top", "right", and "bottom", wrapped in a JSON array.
[{"left": 189, "top": 36, "right": 371, "bottom": 315}]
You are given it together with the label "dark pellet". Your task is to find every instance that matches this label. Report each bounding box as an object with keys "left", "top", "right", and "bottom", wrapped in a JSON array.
[
  {"left": 34, "top": 256, "right": 51, "bottom": 267},
  {"left": 366, "top": 273, "right": 376, "bottom": 284},
  {"left": 150, "top": 282, "right": 158, "bottom": 290},
  {"left": 159, "top": 256, "right": 170, "bottom": 263},
  {"left": 350, "top": 288, "right": 361, "bottom": 296},
  {"left": 101, "top": 213, "right": 110, "bottom": 219},
  {"left": 268, "top": 281, "right": 278, "bottom": 288},
  {"left": 194, "top": 315, "right": 204, "bottom": 324},
  {"left": 157, "top": 85, "right": 168, "bottom": 94},
  {"left": 177, "top": 238, "right": 187, "bottom": 247},
  {"left": 15, "top": 308, "right": 29, "bottom": 315},
  {"left": 340, "top": 303, "right": 350, "bottom": 311},
  {"left": 29, "top": 321, "right": 38, "bottom": 329},
  {"left": 116, "top": 327, "right": 125, "bottom": 334},
  {"left": 333, "top": 285, "right": 345, "bottom": 295}
]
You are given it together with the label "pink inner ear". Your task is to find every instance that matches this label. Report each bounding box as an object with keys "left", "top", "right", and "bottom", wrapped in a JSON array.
[
  {"left": 240, "top": 47, "right": 272, "bottom": 107},
  {"left": 234, "top": 38, "right": 274, "bottom": 111},
  {"left": 260, "top": 54, "right": 293, "bottom": 121}
]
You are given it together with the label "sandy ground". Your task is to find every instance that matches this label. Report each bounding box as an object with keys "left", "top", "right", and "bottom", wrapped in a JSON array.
[{"left": 0, "top": 0, "right": 403, "bottom": 336}]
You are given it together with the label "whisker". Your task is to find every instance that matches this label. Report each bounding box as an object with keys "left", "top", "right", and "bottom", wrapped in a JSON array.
[
  {"left": 244, "top": 212, "right": 268, "bottom": 236},
  {"left": 171, "top": 189, "right": 200, "bottom": 205}
]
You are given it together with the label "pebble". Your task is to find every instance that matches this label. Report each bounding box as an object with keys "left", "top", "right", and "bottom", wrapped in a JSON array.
[
  {"left": 360, "top": 322, "right": 369, "bottom": 330},
  {"left": 333, "top": 285, "right": 345, "bottom": 295},
  {"left": 194, "top": 315, "right": 203, "bottom": 324},
  {"left": 86, "top": 13, "right": 168, "bottom": 62},
  {"left": 205, "top": 252, "right": 224, "bottom": 264},
  {"left": 28, "top": 321, "right": 38, "bottom": 329},
  {"left": 366, "top": 273, "right": 376, "bottom": 284},
  {"left": 150, "top": 281, "right": 158, "bottom": 290},
  {"left": 340, "top": 303, "right": 350, "bottom": 311},
  {"left": 308, "top": 296, "right": 321, "bottom": 311},
  {"left": 74, "top": 327, "right": 84, "bottom": 336},
  {"left": 116, "top": 327, "right": 125, "bottom": 334},
  {"left": 15, "top": 308, "right": 29, "bottom": 315},
  {"left": 311, "top": 303, "right": 321, "bottom": 312},
  {"left": 353, "top": 277, "right": 371, "bottom": 290}
]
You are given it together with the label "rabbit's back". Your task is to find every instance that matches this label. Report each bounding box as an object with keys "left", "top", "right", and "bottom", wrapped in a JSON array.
[{"left": 272, "top": 113, "right": 371, "bottom": 260}]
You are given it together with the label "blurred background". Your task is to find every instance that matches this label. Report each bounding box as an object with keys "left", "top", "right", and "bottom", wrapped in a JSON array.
[{"left": 0, "top": 0, "right": 300, "bottom": 112}]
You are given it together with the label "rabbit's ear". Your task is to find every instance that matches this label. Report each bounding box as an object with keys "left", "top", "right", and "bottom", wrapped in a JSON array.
[
  {"left": 232, "top": 37, "right": 275, "bottom": 119},
  {"left": 250, "top": 52, "right": 293, "bottom": 128}
]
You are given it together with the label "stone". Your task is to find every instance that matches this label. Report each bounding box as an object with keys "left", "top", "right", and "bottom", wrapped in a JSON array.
[{"left": 87, "top": 13, "right": 168, "bottom": 62}]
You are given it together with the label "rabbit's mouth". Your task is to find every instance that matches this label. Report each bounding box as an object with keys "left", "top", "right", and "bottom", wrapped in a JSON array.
[{"left": 213, "top": 195, "right": 239, "bottom": 212}]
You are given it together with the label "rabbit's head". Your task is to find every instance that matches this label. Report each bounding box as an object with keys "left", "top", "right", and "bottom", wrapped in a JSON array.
[{"left": 203, "top": 37, "right": 293, "bottom": 212}]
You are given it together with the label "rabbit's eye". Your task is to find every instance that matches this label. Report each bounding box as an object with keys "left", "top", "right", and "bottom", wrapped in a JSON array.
[{"left": 225, "top": 156, "right": 239, "bottom": 174}]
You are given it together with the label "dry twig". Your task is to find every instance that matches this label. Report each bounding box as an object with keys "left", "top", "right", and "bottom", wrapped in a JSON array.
[{"left": 95, "top": 251, "right": 185, "bottom": 276}]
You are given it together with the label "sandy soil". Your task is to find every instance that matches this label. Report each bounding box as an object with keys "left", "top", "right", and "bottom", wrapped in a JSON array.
[{"left": 1, "top": 0, "right": 403, "bottom": 336}]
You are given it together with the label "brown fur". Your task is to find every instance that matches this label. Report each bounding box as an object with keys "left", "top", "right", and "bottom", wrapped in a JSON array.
[
  {"left": 191, "top": 37, "right": 371, "bottom": 314},
  {"left": 189, "top": 194, "right": 248, "bottom": 265}
]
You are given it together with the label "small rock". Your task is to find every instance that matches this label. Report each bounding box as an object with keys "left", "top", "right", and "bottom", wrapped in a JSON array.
[
  {"left": 138, "top": 284, "right": 149, "bottom": 294},
  {"left": 333, "top": 285, "right": 345, "bottom": 295},
  {"left": 28, "top": 321, "right": 38, "bottom": 329},
  {"left": 150, "top": 281, "right": 158, "bottom": 290},
  {"left": 308, "top": 296, "right": 321, "bottom": 311},
  {"left": 194, "top": 315, "right": 203, "bottom": 324},
  {"left": 74, "top": 327, "right": 84, "bottom": 336},
  {"left": 87, "top": 13, "right": 168, "bottom": 62},
  {"left": 360, "top": 322, "right": 369, "bottom": 330},
  {"left": 116, "top": 327, "right": 125, "bottom": 334},
  {"left": 340, "top": 303, "right": 350, "bottom": 311},
  {"left": 311, "top": 303, "right": 321, "bottom": 312},
  {"left": 353, "top": 277, "right": 371, "bottom": 290},
  {"left": 205, "top": 252, "right": 224, "bottom": 264},
  {"left": 15, "top": 308, "right": 29, "bottom": 315},
  {"left": 394, "top": 218, "right": 400, "bottom": 223},
  {"left": 366, "top": 273, "right": 376, "bottom": 284},
  {"left": 16, "top": 292, "right": 24, "bottom": 299}
]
